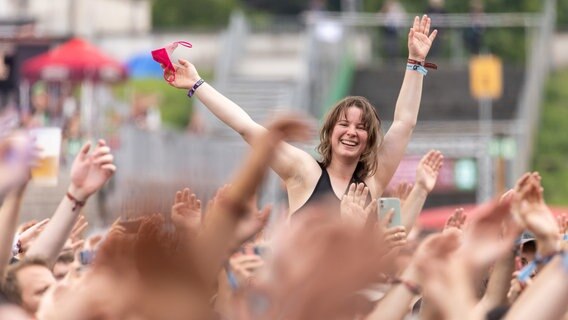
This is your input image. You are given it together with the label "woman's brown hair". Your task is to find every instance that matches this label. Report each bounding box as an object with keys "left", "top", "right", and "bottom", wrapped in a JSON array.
[{"left": 317, "top": 96, "right": 383, "bottom": 180}]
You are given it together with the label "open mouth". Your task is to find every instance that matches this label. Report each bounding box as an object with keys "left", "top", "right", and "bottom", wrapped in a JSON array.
[{"left": 340, "top": 139, "right": 358, "bottom": 147}]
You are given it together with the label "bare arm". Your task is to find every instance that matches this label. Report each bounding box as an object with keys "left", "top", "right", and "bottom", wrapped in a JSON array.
[
  {"left": 374, "top": 16, "right": 437, "bottom": 190},
  {"left": 505, "top": 256, "right": 568, "bottom": 320},
  {"left": 401, "top": 150, "right": 442, "bottom": 231},
  {"left": 164, "top": 60, "right": 312, "bottom": 182},
  {"left": 475, "top": 252, "right": 515, "bottom": 313},
  {"left": 26, "top": 140, "right": 115, "bottom": 267},
  {"left": 366, "top": 264, "right": 420, "bottom": 320},
  {"left": 196, "top": 116, "right": 312, "bottom": 281},
  {"left": 0, "top": 188, "right": 25, "bottom": 278}
]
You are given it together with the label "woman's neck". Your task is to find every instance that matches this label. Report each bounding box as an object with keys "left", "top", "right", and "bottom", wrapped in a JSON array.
[{"left": 327, "top": 157, "right": 359, "bottom": 180}]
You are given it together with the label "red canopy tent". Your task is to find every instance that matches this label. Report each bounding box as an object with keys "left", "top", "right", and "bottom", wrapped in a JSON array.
[
  {"left": 419, "top": 203, "right": 567, "bottom": 230},
  {"left": 22, "top": 38, "right": 127, "bottom": 82}
]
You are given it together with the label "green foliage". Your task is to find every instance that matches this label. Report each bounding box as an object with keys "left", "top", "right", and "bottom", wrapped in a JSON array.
[
  {"left": 114, "top": 75, "right": 218, "bottom": 130},
  {"left": 240, "top": 0, "right": 307, "bottom": 14},
  {"left": 151, "top": 0, "right": 239, "bottom": 29},
  {"left": 533, "top": 69, "right": 568, "bottom": 205}
]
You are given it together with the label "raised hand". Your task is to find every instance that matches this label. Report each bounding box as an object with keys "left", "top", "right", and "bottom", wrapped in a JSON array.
[
  {"left": 460, "top": 199, "right": 521, "bottom": 271},
  {"left": 16, "top": 218, "right": 50, "bottom": 254},
  {"left": 340, "top": 183, "right": 376, "bottom": 227},
  {"left": 229, "top": 253, "right": 265, "bottom": 287},
  {"left": 0, "top": 132, "right": 38, "bottom": 194},
  {"left": 162, "top": 59, "right": 201, "bottom": 90},
  {"left": 444, "top": 207, "right": 467, "bottom": 233},
  {"left": 511, "top": 173, "right": 559, "bottom": 252},
  {"left": 264, "top": 114, "right": 314, "bottom": 143},
  {"left": 408, "top": 15, "right": 438, "bottom": 61},
  {"left": 415, "top": 150, "right": 443, "bottom": 193},
  {"left": 69, "top": 140, "right": 116, "bottom": 201},
  {"left": 392, "top": 182, "right": 413, "bottom": 205},
  {"left": 171, "top": 187, "right": 202, "bottom": 233}
]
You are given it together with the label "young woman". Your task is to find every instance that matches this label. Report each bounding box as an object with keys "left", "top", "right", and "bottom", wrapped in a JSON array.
[{"left": 164, "top": 15, "right": 437, "bottom": 215}]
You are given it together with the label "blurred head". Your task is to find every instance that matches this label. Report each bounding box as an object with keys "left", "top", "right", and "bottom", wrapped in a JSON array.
[
  {"left": 520, "top": 240, "right": 537, "bottom": 267},
  {"left": 318, "top": 96, "right": 382, "bottom": 179},
  {"left": 53, "top": 250, "right": 75, "bottom": 281},
  {"left": 3, "top": 258, "right": 56, "bottom": 315}
]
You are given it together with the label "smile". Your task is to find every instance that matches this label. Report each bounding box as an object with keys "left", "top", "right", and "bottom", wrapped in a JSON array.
[{"left": 340, "top": 139, "right": 358, "bottom": 147}]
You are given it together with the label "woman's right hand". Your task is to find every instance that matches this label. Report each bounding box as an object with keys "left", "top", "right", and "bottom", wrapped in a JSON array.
[{"left": 163, "top": 59, "right": 201, "bottom": 90}]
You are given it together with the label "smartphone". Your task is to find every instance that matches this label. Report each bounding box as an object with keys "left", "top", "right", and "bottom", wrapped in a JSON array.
[{"left": 378, "top": 197, "right": 402, "bottom": 228}]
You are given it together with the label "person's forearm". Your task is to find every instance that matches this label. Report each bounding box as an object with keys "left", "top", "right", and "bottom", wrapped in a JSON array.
[
  {"left": 401, "top": 185, "right": 428, "bottom": 232},
  {"left": 505, "top": 256, "right": 568, "bottom": 320},
  {"left": 195, "top": 83, "right": 265, "bottom": 142},
  {"left": 367, "top": 265, "right": 420, "bottom": 320},
  {"left": 476, "top": 251, "right": 515, "bottom": 313},
  {"left": 25, "top": 192, "right": 82, "bottom": 267},
  {"left": 392, "top": 69, "right": 424, "bottom": 127},
  {"left": 197, "top": 131, "right": 281, "bottom": 281},
  {"left": 0, "top": 189, "right": 24, "bottom": 277}
]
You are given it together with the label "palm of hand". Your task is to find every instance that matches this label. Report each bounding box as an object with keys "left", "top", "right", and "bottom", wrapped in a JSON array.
[
  {"left": 416, "top": 165, "right": 437, "bottom": 191},
  {"left": 71, "top": 160, "right": 106, "bottom": 196},
  {"left": 519, "top": 202, "right": 558, "bottom": 237},
  {"left": 409, "top": 32, "right": 433, "bottom": 60},
  {"left": 172, "top": 203, "right": 201, "bottom": 230}
]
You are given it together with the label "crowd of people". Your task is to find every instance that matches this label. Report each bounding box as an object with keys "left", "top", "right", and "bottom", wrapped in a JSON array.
[{"left": 0, "top": 14, "right": 567, "bottom": 320}]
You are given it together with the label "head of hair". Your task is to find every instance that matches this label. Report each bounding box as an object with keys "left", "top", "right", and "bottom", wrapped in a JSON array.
[
  {"left": 2, "top": 257, "right": 50, "bottom": 305},
  {"left": 317, "top": 96, "right": 383, "bottom": 180}
]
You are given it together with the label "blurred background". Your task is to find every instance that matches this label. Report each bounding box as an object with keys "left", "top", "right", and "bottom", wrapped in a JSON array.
[{"left": 1, "top": 0, "right": 567, "bottom": 229}]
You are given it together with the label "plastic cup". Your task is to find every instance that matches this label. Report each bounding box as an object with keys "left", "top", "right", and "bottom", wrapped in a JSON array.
[{"left": 30, "top": 127, "right": 61, "bottom": 186}]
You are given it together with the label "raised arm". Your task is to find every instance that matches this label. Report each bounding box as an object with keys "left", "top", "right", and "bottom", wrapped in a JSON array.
[
  {"left": 164, "top": 60, "right": 313, "bottom": 182},
  {"left": 0, "top": 133, "right": 35, "bottom": 277},
  {"left": 402, "top": 150, "right": 443, "bottom": 231},
  {"left": 374, "top": 15, "right": 437, "bottom": 191},
  {"left": 26, "top": 140, "right": 115, "bottom": 267},
  {"left": 196, "top": 115, "right": 312, "bottom": 281}
]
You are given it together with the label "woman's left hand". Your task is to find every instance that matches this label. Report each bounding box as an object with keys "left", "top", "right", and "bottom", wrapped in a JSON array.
[{"left": 408, "top": 15, "right": 438, "bottom": 61}]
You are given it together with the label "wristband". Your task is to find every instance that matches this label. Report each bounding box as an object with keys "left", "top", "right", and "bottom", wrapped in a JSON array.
[
  {"left": 517, "top": 251, "right": 562, "bottom": 283},
  {"left": 407, "top": 63, "right": 428, "bottom": 76},
  {"left": 389, "top": 277, "right": 421, "bottom": 295},
  {"left": 66, "top": 192, "right": 86, "bottom": 211},
  {"left": 407, "top": 58, "right": 438, "bottom": 70},
  {"left": 187, "top": 79, "right": 205, "bottom": 98}
]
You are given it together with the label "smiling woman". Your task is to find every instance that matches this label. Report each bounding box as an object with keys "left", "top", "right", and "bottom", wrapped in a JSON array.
[{"left": 163, "top": 15, "right": 437, "bottom": 216}]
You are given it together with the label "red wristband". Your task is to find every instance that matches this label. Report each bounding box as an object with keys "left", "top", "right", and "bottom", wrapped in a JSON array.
[
  {"left": 407, "top": 58, "right": 438, "bottom": 70},
  {"left": 66, "top": 192, "right": 86, "bottom": 211}
]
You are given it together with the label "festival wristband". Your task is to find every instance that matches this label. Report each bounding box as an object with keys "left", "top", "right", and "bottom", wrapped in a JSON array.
[
  {"left": 407, "top": 63, "right": 428, "bottom": 76},
  {"left": 187, "top": 79, "right": 205, "bottom": 98}
]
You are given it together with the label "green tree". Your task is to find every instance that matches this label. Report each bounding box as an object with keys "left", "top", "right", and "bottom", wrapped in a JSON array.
[{"left": 152, "top": 0, "right": 239, "bottom": 29}]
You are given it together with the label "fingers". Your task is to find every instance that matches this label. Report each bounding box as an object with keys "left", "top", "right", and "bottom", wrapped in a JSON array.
[
  {"left": 420, "top": 15, "right": 428, "bottom": 34},
  {"left": 101, "top": 163, "right": 117, "bottom": 174},
  {"left": 412, "top": 15, "right": 420, "bottom": 31},
  {"left": 175, "top": 190, "right": 182, "bottom": 204},
  {"left": 428, "top": 29, "right": 438, "bottom": 43},
  {"left": 93, "top": 154, "right": 114, "bottom": 166},
  {"left": 424, "top": 15, "right": 431, "bottom": 35},
  {"left": 78, "top": 141, "right": 92, "bottom": 159},
  {"left": 178, "top": 59, "right": 189, "bottom": 67}
]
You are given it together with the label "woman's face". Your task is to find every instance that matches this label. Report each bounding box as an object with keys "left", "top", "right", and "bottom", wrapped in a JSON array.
[{"left": 330, "top": 106, "right": 369, "bottom": 161}]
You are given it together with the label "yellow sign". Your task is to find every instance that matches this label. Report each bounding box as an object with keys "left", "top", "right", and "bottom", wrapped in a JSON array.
[{"left": 469, "top": 55, "right": 503, "bottom": 100}]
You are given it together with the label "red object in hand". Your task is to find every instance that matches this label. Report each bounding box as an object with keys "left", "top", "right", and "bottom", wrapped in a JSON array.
[{"left": 151, "top": 41, "right": 192, "bottom": 82}]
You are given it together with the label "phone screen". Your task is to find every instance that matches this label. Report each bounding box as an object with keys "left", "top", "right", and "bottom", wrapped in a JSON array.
[{"left": 378, "top": 197, "right": 402, "bottom": 227}]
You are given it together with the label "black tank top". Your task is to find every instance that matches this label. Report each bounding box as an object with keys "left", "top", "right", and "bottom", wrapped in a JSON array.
[{"left": 294, "top": 162, "right": 369, "bottom": 214}]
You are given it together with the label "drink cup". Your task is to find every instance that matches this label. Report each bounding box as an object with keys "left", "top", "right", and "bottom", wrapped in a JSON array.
[{"left": 30, "top": 127, "right": 61, "bottom": 186}]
